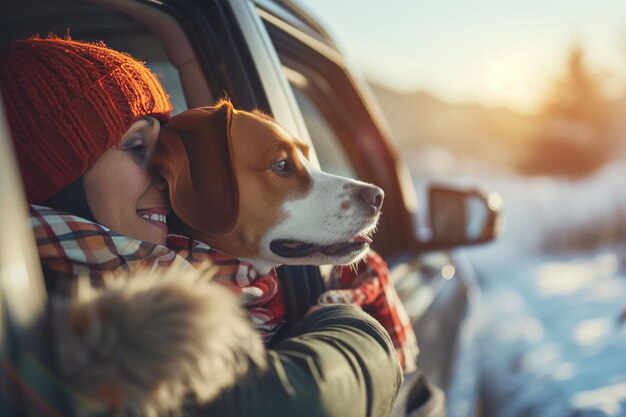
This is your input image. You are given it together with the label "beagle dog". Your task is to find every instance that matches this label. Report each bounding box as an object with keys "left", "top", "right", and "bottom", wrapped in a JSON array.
[{"left": 152, "top": 100, "right": 384, "bottom": 275}]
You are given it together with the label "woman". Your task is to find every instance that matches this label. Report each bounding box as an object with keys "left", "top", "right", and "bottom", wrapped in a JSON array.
[
  {"left": 1, "top": 37, "right": 171, "bottom": 245},
  {"left": 0, "top": 37, "right": 402, "bottom": 417}
]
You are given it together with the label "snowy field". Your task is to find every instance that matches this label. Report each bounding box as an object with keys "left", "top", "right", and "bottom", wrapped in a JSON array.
[
  {"left": 405, "top": 148, "right": 626, "bottom": 417},
  {"left": 406, "top": 147, "right": 626, "bottom": 258}
]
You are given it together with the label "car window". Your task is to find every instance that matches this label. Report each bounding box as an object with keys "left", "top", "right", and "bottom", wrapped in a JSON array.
[
  {"left": 287, "top": 75, "right": 357, "bottom": 178},
  {"left": 147, "top": 62, "right": 187, "bottom": 115},
  {"left": 2, "top": 4, "right": 189, "bottom": 114},
  {"left": 102, "top": 39, "right": 188, "bottom": 115}
]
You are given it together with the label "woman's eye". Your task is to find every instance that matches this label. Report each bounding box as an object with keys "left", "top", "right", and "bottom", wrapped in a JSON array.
[
  {"left": 128, "top": 144, "right": 148, "bottom": 155},
  {"left": 271, "top": 159, "right": 288, "bottom": 173},
  {"left": 122, "top": 138, "right": 150, "bottom": 163}
]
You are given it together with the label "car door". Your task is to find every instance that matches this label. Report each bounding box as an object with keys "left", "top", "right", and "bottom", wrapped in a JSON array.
[{"left": 0, "top": 95, "right": 69, "bottom": 414}]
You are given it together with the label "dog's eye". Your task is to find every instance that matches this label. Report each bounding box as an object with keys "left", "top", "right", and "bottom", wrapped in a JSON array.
[{"left": 271, "top": 159, "right": 289, "bottom": 174}]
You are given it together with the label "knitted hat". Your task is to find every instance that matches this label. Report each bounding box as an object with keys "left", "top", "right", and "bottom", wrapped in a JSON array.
[{"left": 0, "top": 37, "right": 173, "bottom": 203}]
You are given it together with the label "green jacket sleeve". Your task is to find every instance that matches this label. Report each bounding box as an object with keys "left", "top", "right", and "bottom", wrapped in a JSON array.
[{"left": 191, "top": 305, "right": 403, "bottom": 417}]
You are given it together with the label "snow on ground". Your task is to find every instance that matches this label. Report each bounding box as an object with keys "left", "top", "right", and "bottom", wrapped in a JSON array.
[
  {"left": 404, "top": 148, "right": 626, "bottom": 417},
  {"left": 476, "top": 252, "right": 626, "bottom": 417}
]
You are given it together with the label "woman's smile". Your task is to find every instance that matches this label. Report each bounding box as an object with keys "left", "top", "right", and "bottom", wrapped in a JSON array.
[{"left": 137, "top": 207, "right": 170, "bottom": 233}]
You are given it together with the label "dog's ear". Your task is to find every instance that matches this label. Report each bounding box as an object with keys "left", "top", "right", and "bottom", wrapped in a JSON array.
[{"left": 152, "top": 101, "right": 239, "bottom": 235}]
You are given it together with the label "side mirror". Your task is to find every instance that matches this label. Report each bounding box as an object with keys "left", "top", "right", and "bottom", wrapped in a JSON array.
[{"left": 418, "top": 184, "right": 502, "bottom": 251}]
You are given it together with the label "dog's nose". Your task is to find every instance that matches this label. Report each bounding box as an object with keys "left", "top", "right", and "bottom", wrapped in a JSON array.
[{"left": 358, "top": 185, "right": 384, "bottom": 213}]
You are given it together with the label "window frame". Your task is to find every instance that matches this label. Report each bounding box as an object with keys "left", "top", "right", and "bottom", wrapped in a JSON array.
[{"left": 260, "top": 9, "right": 419, "bottom": 258}]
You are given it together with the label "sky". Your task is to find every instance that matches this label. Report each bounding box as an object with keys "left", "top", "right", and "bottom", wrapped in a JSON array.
[{"left": 295, "top": 0, "right": 626, "bottom": 114}]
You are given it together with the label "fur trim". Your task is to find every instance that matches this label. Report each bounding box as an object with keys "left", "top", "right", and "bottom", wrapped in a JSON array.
[{"left": 51, "top": 265, "right": 266, "bottom": 416}]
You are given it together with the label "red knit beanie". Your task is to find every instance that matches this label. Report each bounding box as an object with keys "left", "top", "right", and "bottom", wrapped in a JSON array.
[{"left": 0, "top": 37, "right": 173, "bottom": 203}]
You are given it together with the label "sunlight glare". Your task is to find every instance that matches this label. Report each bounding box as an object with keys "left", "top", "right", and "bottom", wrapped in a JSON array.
[
  {"left": 534, "top": 254, "right": 619, "bottom": 297},
  {"left": 482, "top": 48, "right": 544, "bottom": 113},
  {"left": 441, "top": 264, "right": 455, "bottom": 279},
  {"left": 572, "top": 381, "right": 626, "bottom": 416},
  {"left": 487, "top": 192, "right": 503, "bottom": 211},
  {"left": 573, "top": 318, "right": 612, "bottom": 347}
]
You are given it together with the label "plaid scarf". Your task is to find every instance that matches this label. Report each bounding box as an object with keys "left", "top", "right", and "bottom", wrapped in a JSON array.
[
  {"left": 31, "top": 205, "right": 284, "bottom": 341},
  {"left": 165, "top": 235, "right": 285, "bottom": 339},
  {"left": 31, "top": 205, "right": 417, "bottom": 370},
  {"left": 320, "top": 252, "right": 419, "bottom": 372}
]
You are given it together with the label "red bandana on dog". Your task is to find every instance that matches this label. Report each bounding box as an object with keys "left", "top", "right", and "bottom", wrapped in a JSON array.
[
  {"left": 167, "top": 236, "right": 419, "bottom": 371},
  {"left": 166, "top": 235, "right": 286, "bottom": 341}
]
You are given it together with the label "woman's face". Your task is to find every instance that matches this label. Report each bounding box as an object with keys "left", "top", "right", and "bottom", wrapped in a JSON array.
[{"left": 83, "top": 116, "right": 169, "bottom": 245}]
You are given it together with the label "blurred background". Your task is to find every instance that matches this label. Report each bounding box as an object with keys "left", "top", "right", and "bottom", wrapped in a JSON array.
[
  {"left": 295, "top": 1, "right": 626, "bottom": 416},
  {"left": 298, "top": 0, "right": 626, "bottom": 178},
  {"left": 296, "top": 0, "right": 626, "bottom": 255}
]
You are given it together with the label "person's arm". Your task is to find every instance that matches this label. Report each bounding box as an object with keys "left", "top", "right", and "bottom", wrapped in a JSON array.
[
  {"left": 191, "top": 305, "right": 403, "bottom": 417},
  {"left": 318, "top": 251, "right": 420, "bottom": 372}
]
